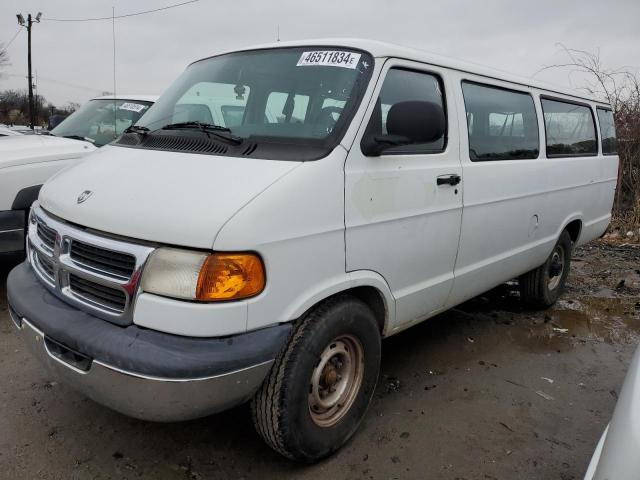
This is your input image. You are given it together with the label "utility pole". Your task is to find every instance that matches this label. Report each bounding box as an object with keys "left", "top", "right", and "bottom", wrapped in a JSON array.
[{"left": 16, "top": 12, "right": 41, "bottom": 130}]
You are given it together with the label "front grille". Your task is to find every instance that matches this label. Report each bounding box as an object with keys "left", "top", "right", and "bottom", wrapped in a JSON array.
[
  {"left": 35, "top": 251, "right": 55, "bottom": 281},
  {"left": 70, "top": 240, "right": 135, "bottom": 280},
  {"left": 69, "top": 274, "right": 127, "bottom": 313},
  {"left": 27, "top": 205, "right": 155, "bottom": 325},
  {"left": 36, "top": 221, "right": 56, "bottom": 252}
]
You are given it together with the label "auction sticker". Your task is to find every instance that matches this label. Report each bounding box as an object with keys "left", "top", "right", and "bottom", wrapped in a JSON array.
[
  {"left": 297, "top": 51, "right": 362, "bottom": 69},
  {"left": 119, "top": 102, "right": 147, "bottom": 113}
]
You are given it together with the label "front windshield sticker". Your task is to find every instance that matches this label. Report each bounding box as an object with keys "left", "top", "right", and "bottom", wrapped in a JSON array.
[
  {"left": 297, "top": 51, "right": 362, "bottom": 69},
  {"left": 119, "top": 102, "right": 147, "bottom": 113}
]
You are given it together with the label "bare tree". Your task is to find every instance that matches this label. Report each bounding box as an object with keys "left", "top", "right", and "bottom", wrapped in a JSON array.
[
  {"left": 536, "top": 44, "right": 640, "bottom": 113},
  {"left": 537, "top": 45, "right": 640, "bottom": 225},
  {"left": 0, "top": 45, "right": 9, "bottom": 74}
]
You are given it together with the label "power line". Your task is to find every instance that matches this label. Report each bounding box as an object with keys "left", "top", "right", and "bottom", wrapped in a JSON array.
[
  {"left": 5, "top": 73, "right": 108, "bottom": 94},
  {"left": 0, "top": 26, "right": 23, "bottom": 53},
  {"left": 43, "top": 0, "right": 199, "bottom": 22}
]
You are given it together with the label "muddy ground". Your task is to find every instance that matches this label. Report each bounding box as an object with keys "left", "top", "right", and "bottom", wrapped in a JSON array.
[{"left": 1, "top": 241, "right": 639, "bottom": 480}]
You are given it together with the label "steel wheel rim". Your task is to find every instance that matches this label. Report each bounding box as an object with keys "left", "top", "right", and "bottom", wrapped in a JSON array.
[
  {"left": 308, "top": 335, "right": 365, "bottom": 428},
  {"left": 547, "top": 245, "right": 565, "bottom": 291}
]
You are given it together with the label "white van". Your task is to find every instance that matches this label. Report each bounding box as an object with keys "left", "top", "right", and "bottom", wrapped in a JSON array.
[
  {"left": 0, "top": 95, "right": 156, "bottom": 256},
  {"left": 7, "top": 39, "right": 618, "bottom": 461}
]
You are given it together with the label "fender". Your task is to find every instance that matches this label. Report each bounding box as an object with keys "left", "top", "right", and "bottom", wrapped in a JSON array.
[
  {"left": 280, "top": 269, "right": 396, "bottom": 336},
  {"left": 12, "top": 184, "right": 42, "bottom": 211},
  {"left": 556, "top": 212, "right": 584, "bottom": 244}
]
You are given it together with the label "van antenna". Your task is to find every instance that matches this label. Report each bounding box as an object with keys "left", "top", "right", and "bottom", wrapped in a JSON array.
[{"left": 277, "top": 25, "right": 280, "bottom": 42}]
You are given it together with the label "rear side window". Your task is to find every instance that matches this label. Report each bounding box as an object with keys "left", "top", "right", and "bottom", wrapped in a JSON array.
[
  {"left": 541, "top": 99, "right": 597, "bottom": 157},
  {"left": 461, "top": 82, "right": 539, "bottom": 161},
  {"left": 597, "top": 108, "right": 617, "bottom": 155}
]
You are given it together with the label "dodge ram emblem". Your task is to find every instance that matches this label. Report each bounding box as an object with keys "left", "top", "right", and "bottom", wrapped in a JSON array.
[{"left": 77, "top": 190, "right": 93, "bottom": 204}]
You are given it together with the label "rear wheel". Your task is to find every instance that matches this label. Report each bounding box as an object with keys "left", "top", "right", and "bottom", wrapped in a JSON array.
[
  {"left": 251, "top": 295, "right": 381, "bottom": 462},
  {"left": 519, "top": 230, "right": 572, "bottom": 308}
]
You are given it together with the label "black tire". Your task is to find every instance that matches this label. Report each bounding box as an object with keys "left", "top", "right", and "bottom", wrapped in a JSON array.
[
  {"left": 519, "top": 229, "right": 572, "bottom": 308},
  {"left": 251, "top": 295, "right": 381, "bottom": 462}
]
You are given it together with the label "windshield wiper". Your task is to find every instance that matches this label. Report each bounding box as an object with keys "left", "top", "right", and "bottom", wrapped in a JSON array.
[
  {"left": 61, "top": 135, "right": 95, "bottom": 144},
  {"left": 124, "top": 125, "right": 150, "bottom": 136},
  {"left": 161, "top": 121, "right": 242, "bottom": 145}
]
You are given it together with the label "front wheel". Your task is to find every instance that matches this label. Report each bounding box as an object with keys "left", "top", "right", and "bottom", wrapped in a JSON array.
[
  {"left": 519, "top": 229, "right": 572, "bottom": 308},
  {"left": 251, "top": 295, "right": 381, "bottom": 462}
]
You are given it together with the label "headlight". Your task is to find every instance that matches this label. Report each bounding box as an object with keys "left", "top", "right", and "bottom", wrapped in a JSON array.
[{"left": 141, "top": 248, "right": 265, "bottom": 301}]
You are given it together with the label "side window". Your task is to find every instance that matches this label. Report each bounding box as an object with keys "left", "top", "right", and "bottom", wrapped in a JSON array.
[
  {"left": 265, "top": 92, "right": 310, "bottom": 124},
  {"left": 366, "top": 68, "right": 446, "bottom": 154},
  {"left": 461, "top": 81, "right": 539, "bottom": 161},
  {"left": 541, "top": 98, "right": 597, "bottom": 157},
  {"left": 597, "top": 107, "right": 617, "bottom": 155}
]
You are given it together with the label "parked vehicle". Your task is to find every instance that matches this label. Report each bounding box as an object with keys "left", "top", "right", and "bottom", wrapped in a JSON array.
[
  {"left": 4, "top": 125, "right": 48, "bottom": 135},
  {"left": 0, "top": 126, "right": 23, "bottom": 137},
  {"left": 0, "top": 95, "right": 156, "bottom": 256},
  {"left": 7, "top": 39, "right": 618, "bottom": 462},
  {"left": 584, "top": 345, "right": 640, "bottom": 480}
]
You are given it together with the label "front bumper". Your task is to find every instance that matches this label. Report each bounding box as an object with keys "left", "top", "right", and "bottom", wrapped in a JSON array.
[
  {"left": 0, "top": 210, "right": 25, "bottom": 254},
  {"left": 7, "top": 262, "right": 291, "bottom": 422}
]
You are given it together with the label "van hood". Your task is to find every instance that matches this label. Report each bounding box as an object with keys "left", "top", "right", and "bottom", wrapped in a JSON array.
[
  {"left": 39, "top": 145, "right": 301, "bottom": 249},
  {"left": 0, "top": 134, "right": 96, "bottom": 169}
]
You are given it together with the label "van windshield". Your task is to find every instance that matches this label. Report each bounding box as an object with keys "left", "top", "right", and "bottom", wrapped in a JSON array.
[
  {"left": 133, "top": 47, "right": 373, "bottom": 160},
  {"left": 51, "top": 99, "right": 153, "bottom": 147}
]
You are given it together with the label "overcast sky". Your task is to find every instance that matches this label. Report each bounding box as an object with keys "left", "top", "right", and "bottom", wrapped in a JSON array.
[{"left": 1, "top": 0, "right": 638, "bottom": 106}]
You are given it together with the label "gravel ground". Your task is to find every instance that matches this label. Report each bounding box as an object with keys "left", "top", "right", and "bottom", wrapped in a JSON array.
[{"left": 1, "top": 240, "right": 639, "bottom": 480}]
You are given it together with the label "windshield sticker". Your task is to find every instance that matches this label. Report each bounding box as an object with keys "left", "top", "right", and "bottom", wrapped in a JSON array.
[
  {"left": 119, "top": 102, "right": 147, "bottom": 113},
  {"left": 297, "top": 51, "right": 362, "bottom": 69}
]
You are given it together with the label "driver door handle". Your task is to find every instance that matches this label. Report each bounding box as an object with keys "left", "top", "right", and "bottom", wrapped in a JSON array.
[{"left": 437, "top": 174, "right": 461, "bottom": 186}]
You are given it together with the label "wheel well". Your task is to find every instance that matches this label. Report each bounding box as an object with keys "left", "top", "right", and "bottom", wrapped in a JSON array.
[
  {"left": 12, "top": 184, "right": 42, "bottom": 211},
  {"left": 340, "top": 286, "right": 387, "bottom": 333},
  {"left": 565, "top": 219, "right": 582, "bottom": 243}
]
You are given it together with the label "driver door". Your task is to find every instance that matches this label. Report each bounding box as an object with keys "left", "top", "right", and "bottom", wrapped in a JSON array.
[{"left": 344, "top": 60, "right": 463, "bottom": 332}]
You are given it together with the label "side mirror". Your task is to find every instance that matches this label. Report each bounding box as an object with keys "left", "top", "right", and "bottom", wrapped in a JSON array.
[{"left": 361, "top": 101, "right": 446, "bottom": 156}]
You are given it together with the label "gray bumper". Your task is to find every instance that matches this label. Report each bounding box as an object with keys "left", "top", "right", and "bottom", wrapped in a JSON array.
[
  {"left": 7, "top": 262, "right": 291, "bottom": 422},
  {"left": 0, "top": 210, "right": 25, "bottom": 254},
  {"left": 11, "top": 313, "right": 273, "bottom": 421}
]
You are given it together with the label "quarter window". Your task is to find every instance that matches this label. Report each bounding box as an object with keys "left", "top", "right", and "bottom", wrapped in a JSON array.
[
  {"left": 541, "top": 98, "right": 597, "bottom": 156},
  {"left": 596, "top": 107, "right": 617, "bottom": 155},
  {"left": 461, "top": 81, "right": 539, "bottom": 161},
  {"left": 365, "top": 68, "right": 446, "bottom": 154}
]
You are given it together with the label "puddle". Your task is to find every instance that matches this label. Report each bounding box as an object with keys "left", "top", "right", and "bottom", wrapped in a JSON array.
[{"left": 511, "top": 296, "right": 640, "bottom": 353}]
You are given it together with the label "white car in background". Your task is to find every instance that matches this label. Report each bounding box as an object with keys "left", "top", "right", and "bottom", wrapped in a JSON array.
[
  {"left": 0, "top": 126, "right": 24, "bottom": 137},
  {"left": 584, "top": 345, "right": 640, "bottom": 479},
  {"left": 0, "top": 95, "right": 157, "bottom": 256}
]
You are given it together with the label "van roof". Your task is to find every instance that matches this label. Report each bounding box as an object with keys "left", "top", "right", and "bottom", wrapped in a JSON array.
[
  {"left": 92, "top": 95, "right": 159, "bottom": 103},
  {"left": 194, "top": 38, "right": 610, "bottom": 107}
]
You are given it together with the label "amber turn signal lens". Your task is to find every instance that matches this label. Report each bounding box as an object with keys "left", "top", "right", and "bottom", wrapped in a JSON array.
[{"left": 195, "top": 253, "right": 265, "bottom": 301}]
